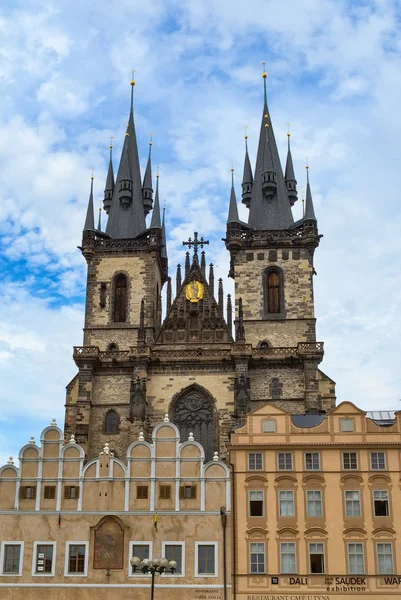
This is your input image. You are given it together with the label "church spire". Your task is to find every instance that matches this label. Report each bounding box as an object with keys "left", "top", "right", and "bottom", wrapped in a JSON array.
[
  {"left": 227, "top": 168, "right": 240, "bottom": 224},
  {"left": 142, "top": 135, "right": 153, "bottom": 216},
  {"left": 103, "top": 139, "right": 115, "bottom": 215},
  {"left": 285, "top": 127, "right": 298, "bottom": 206},
  {"left": 150, "top": 169, "right": 161, "bottom": 229},
  {"left": 248, "top": 66, "right": 294, "bottom": 230},
  {"left": 161, "top": 203, "right": 167, "bottom": 261},
  {"left": 304, "top": 163, "right": 317, "bottom": 221},
  {"left": 83, "top": 172, "right": 95, "bottom": 231},
  {"left": 241, "top": 129, "right": 253, "bottom": 207},
  {"left": 106, "top": 72, "right": 146, "bottom": 239}
]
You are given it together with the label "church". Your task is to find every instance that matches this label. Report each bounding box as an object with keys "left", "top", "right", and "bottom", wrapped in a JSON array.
[{"left": 5, "top": 70, "right": 401, "bottom": 600}]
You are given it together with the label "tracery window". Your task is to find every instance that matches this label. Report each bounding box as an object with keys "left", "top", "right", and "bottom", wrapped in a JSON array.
[{"left": 114, "top": 275, "right": 127, "bottom": 322}]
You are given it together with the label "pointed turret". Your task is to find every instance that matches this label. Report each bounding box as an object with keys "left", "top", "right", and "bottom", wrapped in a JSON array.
[
  {"left": 241, "top": 132, "right": 253, "bottom": 208},
  {"left": 209, "top": 263, "right": 214, "bottom": 297},
  {"left": 150, "top": 171, "right": 161, "bottom": 229},
  {"left": 83, "top": 175, "right": 95, "bottom": 231},
  {"left": 142, "top": 137, "right": 153, "bottom": 216},
  {"left": 176, "top": 264, "right": 182, "bottom": 294},
  {"left": 304, "top": 165, "right": 317, "bottom": 222},
  {"left": 226, "top": 294, "right": 232, "bottom": 338},
  {"left": 201, "top": 251, "right": 206, "bottom": 276},
  {"left": 185, "top": 252, "right": 190, "bottom": 276},
  {"left": 161, "top": 204, "right": 167, "bottom": 261},
  {"left": 106, "top": 74, "right": 146, "bottom": 239},
  {"left": 166, "top": 277, "right": 172, "bottom": 311},
  {"left": 103, "top": 141, "right": 115, "bottom": 215},
  {"left": 227, "top": 169, "right": 240, "bottom": 224},
  {"left": 285, "top": 130, "right": 298, "bottom": 206},
  {"left": 248, "top": 67, "right": 294, "bottom": 230},
  {"left": 97, "top": 206, "right": 102, "bottom": 232}
]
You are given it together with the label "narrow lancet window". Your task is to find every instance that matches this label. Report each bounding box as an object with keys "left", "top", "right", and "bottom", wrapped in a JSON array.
[
  {"left": 114, "top": 275, "right": 127, "bottom": 322},
  {"left": 105, "top": 410, "right": 119, "bottom": 434},
  {"left": 267, "top": 271, "right": 281, "bottom": 313}
]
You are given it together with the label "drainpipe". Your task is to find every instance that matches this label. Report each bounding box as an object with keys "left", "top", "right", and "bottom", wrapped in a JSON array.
[
  {"left": 220, "top": 506, "right": 228, "bottom": 600},
  {"left": 229, "top": 462, "right": 237, "bottom": 600}
]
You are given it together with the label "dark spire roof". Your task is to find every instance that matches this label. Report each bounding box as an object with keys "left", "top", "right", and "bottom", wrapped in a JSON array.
[
  {"left": 161, "top": 204, "right": 167, "bottom": 260},
  {"left": 241, "top": 134, "right": 253, "bottom": 208},
  {"left": 285, "top": 131, "right": 298, "bottom": 206},
  {"left": 304, "top": 166, "right": 317, "bottom": 221},
  {"left": 150, "top": 173, "right": 161, "bottom": 228},
  {"left": 103, "top": 142, "right": 115, "bottom": 215},
  {"left": 97, "top": 206, "right": 102, "bottom": 232},
  {"left": 83, "top": 175, "right": 95, "bottom": 231},
  {"left": 227, "top": 169, "right": 240, "bottom": 223},
  {"left": 142, "top": 137, "right": 153, "bottom": 216},
  {"left": 248, "top": 70, "right": 294, "bottom": 230},
  {"left": 106, "top": 76, "right": 146, "bottom": 238}
]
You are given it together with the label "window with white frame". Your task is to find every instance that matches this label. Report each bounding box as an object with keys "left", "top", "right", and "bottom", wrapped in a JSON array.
[
  {"left": 280, "top": 542, "right": 296, "bottom": 574},
  {"left": 305, "top": 452, "right": 320, "bottom": 470},
  {"left": 340, "top": 418, "right": 355, "bottom": 432},
  {"left": 342, "top": 452, "right": 358, "bottom": 470},
  {"left": 373, "top": 490, "right": 390, "bottom": 517},
  {"left": 306, "top": 490, "right": 323, "bottom": 517},
  {"left": 162, "top": 542, "right": 184, "bottom": 576},
  {"left": 64, "top": 542, "right": 88, "bottom": 577},
  {"left": 129, "top": 542, "right": 152, "bottom": 576},
  {"left": 278, "top": 453, "right": 293, "bottom": 470},
  {"left": 195, "top": 542, "right": 217, "bottom": 577},
  {"left": 249, "top": 490, "right": 264, "bottom": 517},
  {"left": 309, "top": 542, "right": 325, "bottom": 573},
  {"left": 370, "top": 452, "right": 386, "bottom": 470},
  {"left": 279, "top": 490, "right": 295, "bottom": 517},
  {"left": 377, "top": 542, "right": 394, "bottom": 574},
  {"left": 262, "top": 419, "right": 276, "bottom": 433},
  {"left": 248, "top": 453, "right": 263, "bottom": 471},
  {"left": 250, "top": 542, "right": 265, "bottom": 574},
  {"left": 32, "top": 542, "right": 56, "bottom": 576},
  {"left": 348, "top": 542, "right": 365, "bottom": 574},
  {"left": 345, "top": 490, "right": 361, "bottom": 517},
  {"left": 1, "top": 542, "right": 23, "bottom": 576}
]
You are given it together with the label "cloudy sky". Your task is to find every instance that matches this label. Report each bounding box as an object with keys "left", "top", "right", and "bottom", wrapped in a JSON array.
[{"left": 1, "top": 0, "right": 401, "bottom": 465}]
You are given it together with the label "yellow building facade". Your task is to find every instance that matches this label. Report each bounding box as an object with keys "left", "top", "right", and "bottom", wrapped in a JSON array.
[
  {"left": 0, "top": 417, "right": 231, "bottom": 599},
  {"left": 229, "top": 402, "right": 401, "bottom": 600}
]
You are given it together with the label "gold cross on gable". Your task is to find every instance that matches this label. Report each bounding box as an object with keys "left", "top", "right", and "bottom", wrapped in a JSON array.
[{"left": 182, "top": 232, "right": 209, "bottom": 262}]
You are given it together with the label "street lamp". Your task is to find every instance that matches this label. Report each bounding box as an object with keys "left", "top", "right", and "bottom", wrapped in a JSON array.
[{"left": 130, "top": 556, "right": 177, "bottom": 600}]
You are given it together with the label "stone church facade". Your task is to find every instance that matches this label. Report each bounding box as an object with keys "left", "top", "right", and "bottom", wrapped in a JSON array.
[{"left": 65, "top": 70, "right": 335, "bottom": 464}]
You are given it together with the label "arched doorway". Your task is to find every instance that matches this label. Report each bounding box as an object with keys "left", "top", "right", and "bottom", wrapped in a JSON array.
[{"left": 170, "top": 385, "right": 217, "bottom": 462}]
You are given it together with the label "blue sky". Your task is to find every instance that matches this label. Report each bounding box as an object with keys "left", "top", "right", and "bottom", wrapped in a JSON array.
[{"left": 1, "top": 0, "right": 401, "bottom": 465}]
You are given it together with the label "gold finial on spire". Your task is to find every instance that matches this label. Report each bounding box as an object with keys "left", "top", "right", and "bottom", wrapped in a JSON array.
[
  {"left": 149, "top": 133, "right": 153, "bottom": 146},
  {"left": 306, "top": 156, "right": 309, "bottom": 170},
  {"left": 130, "top": 69, "right": 135, "bottom": 86},
  {"left": 91, "top": 168, "right": 94, "bottom": 180},
  {"left": 110, "top": 135, "right": 114, "bottom": 149},
  {"left": 262, "top": 62, "right": 267, "bottom": 78},
  {"left": 287, "top": 123, "right": 291, "bottom": 137},
  {"left": 244, "top": 125, "right": 248, "bottom": 140},
  {"left": 163, "top": 199, "right": 166, "bottom": 211},
  {"left": 156, "top": 165, "right": 160, "bottom": 178}
]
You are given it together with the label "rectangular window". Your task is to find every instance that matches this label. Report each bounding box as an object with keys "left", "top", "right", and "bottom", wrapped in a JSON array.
[
  {"left": 348, "top": 542, "right": 365, "bottom": 574},
  {"left": 43, "top": 486, "right": 56, "bottom": 500},
  {"left": 309, "top": 542, "right": 325, "bottom": 574},
  {"left": 131, "top": 544, "right": 150, "bottom": 573},
  {"left": 345, "top": 490, "right": 361, "bottom": 517},
  {"left": 262, "top": 419, "right": 276, "bottom": 433},
  {"left": 377, "top": 542, "right": 394, "bottom": 574},
  {"left": 370, "top": 452, "right": 386, "bottom": 470},
  {"left": 180, "top": 485, "right": 196, "bottom": 499},
  {"left": 20, "top": 486, "right": 36, "bottom": 499},
  {"left": 163, "top": 543, "right": 183, "bottom": 575},
  {"left": 280, "top": 542, "right": 296, "bottom": 574},
  {"left": 278, "top": 453, "right": 293, "bottom": 470},
  {"left": 248, "top": 453, "right": 263, "bottom": 471},
  {"left": 341, "top": 418, "right": 355, "bottom": 432},
  {"left": 196, "top": 544, "right": 216, "bottom": 576},
  {"left": 343, "top": 452, "right": 358, "bottom": 470},
  {"left": 2, "top": 544, "right": 22, "bottom": 575},
  {"left": 373, "top": 490, "right": 389, "bottom": 516},
  {"left": 306, "top": 490, "right": 323, "bottom": 517},
  {"left": 67, "top": 544, "right": 86, "bottom": 574},
  {"left": 279, "top": 490, "right": 295, "bottom": 517},
  {"left": 64, "top": 486, "right": 79, "bottom": 500},
  {"left": 159, "top": 485, "right": 171, "bottom": 500},
  {"left": 34, "top": 543, "right": 55, "bottom": 575},
  {"left": 249, "top": 490, "right": 264, "bottom": 517},
  {"left": 137, "top": 486, "right": 149, "bottom": 500},
  {"left": 305, "top": 452, "right": 320, "bottom": 470},
  {"left": 250, "top": 542, "right": 265, "bottom": 574}
]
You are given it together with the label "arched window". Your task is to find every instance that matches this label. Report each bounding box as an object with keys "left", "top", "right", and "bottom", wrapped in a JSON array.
[
  {"left": 105, "top": 410, "right": 119, "bottom": 434},
  {"left": 114, "top": 275, "right": 127, "bottom": 322},
  {"left": 108, "top": 343, "right": 118, "bottom": 353},
  {"left": 272, "top": 378, "right": 281, "bottom": 399},
  {"left": 264, "top": 268, "right": 284, "bottom": 316}
]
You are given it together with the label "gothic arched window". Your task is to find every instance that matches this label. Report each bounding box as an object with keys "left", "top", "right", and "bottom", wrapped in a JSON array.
[
  {"left": 105, "top": 410, "right": 119, "bottom": 434},
  {"left": 170, "top": 386, "right": 216, "bottom": 462},
  {"left": 114, "top": 275, "right": 127, "bottom": 322},
  {"left": 264, "top": 268, "right": 284, "bottom": 316}
]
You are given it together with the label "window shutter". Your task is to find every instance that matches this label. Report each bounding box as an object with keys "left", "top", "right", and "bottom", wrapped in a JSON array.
[
  {"left": 190, "top": 486, "right": 197, "bottom": 499},
  {"left": 20, "top": 486, "right": 26, "bottom": 499},
  {"left": 32, "top": 486, "right": 37, "bottom": 499},
  {"left": 75, "top": 486, "right": 80, "bottom": 499},
  {"left": 64, "top": 486, "right": 69, "bottom": 499},
  {"left": 179, "top": 486, "right": 184, "bottom": 499}
]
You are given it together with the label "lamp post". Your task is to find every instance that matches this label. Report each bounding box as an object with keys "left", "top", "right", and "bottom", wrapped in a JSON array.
[{"left": 130, "top": 556, "right": 177, "bottom": 600}]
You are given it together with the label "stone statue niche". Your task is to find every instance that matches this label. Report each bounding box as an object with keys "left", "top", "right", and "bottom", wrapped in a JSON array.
[{"left": 129, "top": 377, "right": 148, "bottom": 422}]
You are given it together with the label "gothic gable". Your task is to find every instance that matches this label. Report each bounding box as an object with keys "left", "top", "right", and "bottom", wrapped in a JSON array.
[{"left": 157, "top": 262, "right": 232, "bottom": 344}]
